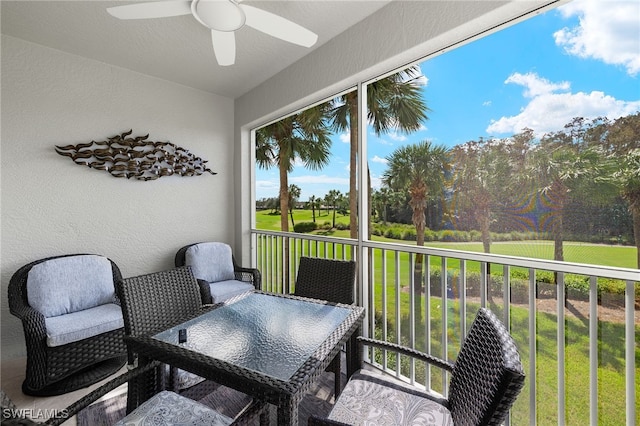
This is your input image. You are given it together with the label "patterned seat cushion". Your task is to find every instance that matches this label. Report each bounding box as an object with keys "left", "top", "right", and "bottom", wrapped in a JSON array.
[
  {"left": 114, "top": 390, "right": 233, "bottom": 426},
  {"left": 328, "top": 370, "right": 454, "bottom": 426}
]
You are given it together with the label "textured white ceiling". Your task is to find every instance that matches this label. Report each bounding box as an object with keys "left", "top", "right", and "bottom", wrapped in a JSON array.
[{"left": 1, "top": 1, "right": 390, "bottom": 99}]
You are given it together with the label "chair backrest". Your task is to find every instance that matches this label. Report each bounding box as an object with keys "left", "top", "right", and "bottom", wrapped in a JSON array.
[
  {"left": 294, "top": 257, "right": 356, "bottom": 304},
  {"left": 9, "top": 254, "right": 121, "bottom": 317},
  {"left": 447, "top": 308, "right": 525, "bottom": 425},
  {"left": 116, "top": 267, "right": 202, "bottom": 340},
  {"left": 175, "top": 242, "right": 235, "bottom": 283}
]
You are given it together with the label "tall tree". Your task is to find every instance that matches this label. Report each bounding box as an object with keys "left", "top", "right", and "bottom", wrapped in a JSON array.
[
  {"left": 329, "top": 66, "right": 430, "bottom": 239},
  {"left": 452, "top": 137, "right": 514, "bottom": 253},
  {"left": 606, "top": 113, "right": 640, "bottom": 268},
  {"left": 382, "top": 141, "right": 450, "bottom": 319},
  {"left": 324, "top": 189, "right": 342, "bottom": 228},
  {"left": 288, "top": 184, "right": 301, "bottom": 229},
  {"left": 527, "top": 131, "right": 606, "bottom": 262},
  {"left": 256, "top": 105, "right": 332, "bottom": 290},
  {"left": 309, "top": 195, "right": 318, "bottom": 222},
  {"left": 256, "top": 106, "right": 332, "bottom": 232}
]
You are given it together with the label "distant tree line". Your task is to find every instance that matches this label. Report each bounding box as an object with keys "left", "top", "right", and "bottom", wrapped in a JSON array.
[{"left": 373, "top": 114, "right": 640, "bottom": 267}]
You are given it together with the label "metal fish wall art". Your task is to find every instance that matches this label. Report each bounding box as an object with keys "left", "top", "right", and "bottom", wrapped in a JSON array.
[{"left": 55, "top": 130, "right": 217, "bottom": 180}]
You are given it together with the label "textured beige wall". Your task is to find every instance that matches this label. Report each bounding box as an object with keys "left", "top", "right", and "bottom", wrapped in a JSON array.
[{"left": 1, "top": 36, "right": 235, "bottom": 358}]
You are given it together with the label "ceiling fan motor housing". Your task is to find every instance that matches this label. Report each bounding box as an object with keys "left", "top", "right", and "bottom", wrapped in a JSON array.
[{"left": 191, "top": 0, "right": 246, "bottom": 32}]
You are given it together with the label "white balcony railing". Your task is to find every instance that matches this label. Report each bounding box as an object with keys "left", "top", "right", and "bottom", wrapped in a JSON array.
[{"left": 251, "top": 229, "right": 639, "bottom": 426}]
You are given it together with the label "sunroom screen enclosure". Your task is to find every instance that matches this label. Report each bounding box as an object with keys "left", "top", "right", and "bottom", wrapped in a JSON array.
[{"left": 251, "top": 2, "right": 639, "bottom": 424}]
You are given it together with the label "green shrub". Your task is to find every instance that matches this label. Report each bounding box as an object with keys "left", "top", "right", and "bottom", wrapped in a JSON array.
[
  {"left": 335, "top": 222, "right": 350, "bottom": 231},
  {"left": 293, "top": 222, "right": 317, "bottom": 233},
  {"left": 401, "top": 229, "right": 416, "bottom": 241}
]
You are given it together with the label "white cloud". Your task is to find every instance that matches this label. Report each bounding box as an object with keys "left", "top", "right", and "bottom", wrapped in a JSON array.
[
  {"left": 388, "top": 132, "right": 407, "bottom": 142},
  {"left": 339, "top": 132, "right": 350, "bottom": 143},
  {"left": 505, "top": 72, "right": 570, "bottom": 98},
  {"left": 554, "top": 0, "right": 640, "bottom": 76},
  {"left": 487, "top": 72, "right": 640, "bottom": 135},
  {"left": 483, "top": 101, "right": 492, "bottom": 107},
  {"left": 371, "top": 155, "right": 388, "bottom": 164}
]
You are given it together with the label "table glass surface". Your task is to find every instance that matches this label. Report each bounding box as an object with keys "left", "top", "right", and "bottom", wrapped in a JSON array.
[{"left": 152, "top": 293, "right": 352, "bottom": 381}]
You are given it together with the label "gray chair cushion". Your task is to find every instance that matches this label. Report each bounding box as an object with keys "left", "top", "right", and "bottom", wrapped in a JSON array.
[
  {"left": 185, "top": 243, "right": 235, "bottom": 283},
  {"left": 44, "top": 303, "right": 124, "bottom": 347},
  {"left": 26, "top": 255, "right": 115, "bottom": 318},
  {"left": 114, "top": 390, "right": 233, "bottom": 426},
  {"left": 328, "top": 369, "right": 454, "bottom": 426},
  {"left": 208, "top": 280, "right": 254, "bottom": 304}
]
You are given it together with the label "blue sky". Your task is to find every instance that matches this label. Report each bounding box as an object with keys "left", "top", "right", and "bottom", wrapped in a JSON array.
[{"left": 256, "top": 0, "right": 640, "bottom": 201}]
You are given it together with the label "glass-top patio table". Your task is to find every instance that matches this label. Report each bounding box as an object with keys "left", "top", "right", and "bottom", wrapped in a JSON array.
[{"left": 125, "top": 291, "right": 365, "bottom": 425}]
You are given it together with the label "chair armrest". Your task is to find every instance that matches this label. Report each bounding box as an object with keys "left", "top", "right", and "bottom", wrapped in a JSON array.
[
  {"left": 358, "top": 336, "right": 454, "bottom": 372},
  {"left": 196, "top": 278, "right": 213, "bottom": 304},
  {"left": 233, "top": 266, "right": 261, "bottom": 290},
  {"left": 43, "top": 361, "right": 161, "bottom": 426}
]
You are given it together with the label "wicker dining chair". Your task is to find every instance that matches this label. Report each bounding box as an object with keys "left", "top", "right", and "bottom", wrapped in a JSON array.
[
  {"left": 115, "top": 266, "right": 268, "bottom": 424},
  {"left": 8, "top": 254, "right": 127, "bottom": 396},
  {"left": 293, "top": 256, "right": 356, "bottom": 397},
  {"left": 1, "top": 361, "right": 264, "bottom": 426},
  {"left": 175, "top": 242, "right": 261, "bottom": 304},
  {"left": 309, "top": 307, "right": 526, "bottom": 426}
]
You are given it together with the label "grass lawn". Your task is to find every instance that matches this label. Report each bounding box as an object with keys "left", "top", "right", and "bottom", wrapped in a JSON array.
[{"left": 256, "top": 209, "right": 638, "bottom": 269}]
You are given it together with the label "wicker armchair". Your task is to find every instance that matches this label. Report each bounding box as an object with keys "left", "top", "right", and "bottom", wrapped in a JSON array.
[
  {"left": 8, "top": 254, "right": 127, "bottom": 396},
  {"left": 309, "top": 308, "right": 525, "bottom": 426},
  {"left": 115, "top": 266, "right": 267, "bottom": 423},
  {"left": 293, "top": 256, "right": 356, "bottom": 397},
  {"left": 1, "top": 361, "right": 265, "bottom": 426},
  {"left": 175, "top": 242, "right": 261, "bottom": 304}
]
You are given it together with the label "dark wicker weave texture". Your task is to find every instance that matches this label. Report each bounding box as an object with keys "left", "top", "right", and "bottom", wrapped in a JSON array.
[
  {"left": 447, "top": 308, "right": 526, "bottom": 425},
  {"left": 309, "top": 307, "right": 525, "bottom": 426},
  {"left": 175, "top": 243, "right": 262, "bottom": 304},
  {"left": 7, "top": 254, "right": 127, "bottom": 396},
  {"left": 125, "top": 292, "right": 365, "bottom": 426},
  {"left": 115, "top": 267, "right": 267, "bottom": 424},
  {"left": 293, "top": 256, "right": 356, "bottom": 397},
  {"left": 2, "top": 360, "right": 261, "bottom": 426}
]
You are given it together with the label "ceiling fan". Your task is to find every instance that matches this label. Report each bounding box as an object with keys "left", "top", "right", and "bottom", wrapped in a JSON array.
[{"left": 106, "top": 0, "right": 318, "bottom": 66}]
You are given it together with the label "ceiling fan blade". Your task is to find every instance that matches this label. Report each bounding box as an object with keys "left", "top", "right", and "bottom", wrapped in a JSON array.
[
  {"left": 211, "top": 30, "right": 236, "bottom": 66},
  {"left": 241, "top": 4, "right": 318, "bottom": 48},
  {"left": 107, "top": 1, "right": 191, "bottom": 20}
]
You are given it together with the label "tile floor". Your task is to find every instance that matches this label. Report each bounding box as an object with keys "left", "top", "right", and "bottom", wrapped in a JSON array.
[{"left": 1, "top": 356, "right": 128, "bottom": 425}]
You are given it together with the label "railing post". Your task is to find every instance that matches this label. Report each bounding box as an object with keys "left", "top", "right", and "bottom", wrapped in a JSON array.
[
  {"left": 589, "top": 275, "right": 598, "bottom": 426},
  {"left": 557, "top": 272, "right": 566, "bottom": 426},
  {"left": 625, "top": 279, "right": 635, "bottom": 426},
  {"left": 528, "top": 268, "right": 537, "bottom": 426}
]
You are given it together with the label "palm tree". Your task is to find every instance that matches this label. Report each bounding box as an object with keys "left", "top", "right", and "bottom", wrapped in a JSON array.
[
  {"left": 324, "top": 189, "right": 342, "bottom": 228},
  {"left": 256, "top": 105, "right": 332, "bottom": 233},
  {"left": 309, "top": 195, "right": 318, "bottom": 222},
  {"left": 288, "top": 184, "right": 301, "bottom": 229},
  {"left": 382, "top": 140, "right": 450, "bottom": 319},
  {"left": 329, "top": 66, "right": 429, "bottom": 239},
  {"left": 256, "top": 105, "right": 332, "bottom": 290},
  {"left": 527, "top": 138, "right": 606, "bottom": 262}
]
